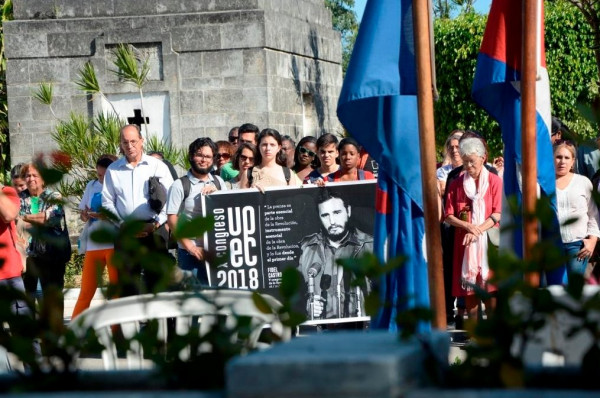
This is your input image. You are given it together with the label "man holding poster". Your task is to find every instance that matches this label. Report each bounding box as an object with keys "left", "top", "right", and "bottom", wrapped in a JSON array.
[{"left": 298, "top": 188, "right": 373, "bottom": 320}]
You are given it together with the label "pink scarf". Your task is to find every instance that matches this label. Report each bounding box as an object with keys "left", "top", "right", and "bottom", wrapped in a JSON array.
[{"left": 461, "top": 167, "right": 490, "bottom": 291}]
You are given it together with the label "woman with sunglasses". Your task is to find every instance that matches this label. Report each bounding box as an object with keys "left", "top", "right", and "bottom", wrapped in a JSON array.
[
  {"left": 551, "top": 140, "right": 600, "bottom": 285},
  {"left": 215, "top": 140, "right": 234, "bottom": 175},
  {"left": 292, "top": 136, "right": 319, "bottom": 181},
  {"left": 227, "top": 143, "right": 257, "bottom": 189}
]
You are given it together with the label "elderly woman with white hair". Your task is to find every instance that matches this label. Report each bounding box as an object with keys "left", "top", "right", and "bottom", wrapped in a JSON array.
[{"left": 444, "top": 137, "right": 502, "bottom": 320}]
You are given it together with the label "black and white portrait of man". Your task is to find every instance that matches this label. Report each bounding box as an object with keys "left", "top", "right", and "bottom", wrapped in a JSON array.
[{"left": 297, "top": 188, "right": 373, "bottom": 320}]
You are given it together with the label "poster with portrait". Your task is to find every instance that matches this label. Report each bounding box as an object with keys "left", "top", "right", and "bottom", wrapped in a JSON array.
[{"left": 201, "top": 180, "right": 376, "bottom": 324}]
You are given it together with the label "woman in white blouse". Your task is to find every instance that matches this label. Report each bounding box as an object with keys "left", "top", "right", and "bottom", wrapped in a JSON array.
[{"left": 553, "top": 140, "right": 600, "bottom": 284}]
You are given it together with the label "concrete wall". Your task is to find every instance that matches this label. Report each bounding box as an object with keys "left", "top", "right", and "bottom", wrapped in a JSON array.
[{"left": 6, "top": 0, "right": 343, "bottom": 165}]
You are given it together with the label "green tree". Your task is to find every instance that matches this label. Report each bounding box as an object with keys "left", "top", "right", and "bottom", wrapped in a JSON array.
[
  {"left": 324, "top": 0, "right": 358, "bottom": 73},
  {"left": 546, "top": 0, "right": 598, "bottom": 135},
  {"left": 433, "top": 1, "right": 597, "bottom": 156},
  {"left": 564, "top": 0, "right": 600, "bottom": 87},
  {"left": 434, "top": 13, "right": 497, "bottom": 152},
  {"left": 434, "top": 0, "right": 455, "bottom": 19}
]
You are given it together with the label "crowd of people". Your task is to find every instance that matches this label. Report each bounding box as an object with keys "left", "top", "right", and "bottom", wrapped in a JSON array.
[
  {"left": 438, "top": 119, "right": 600, "bottom": 328},
  {"left": 4, "top": 117, "right": 597, "bottom": 329},
  {"left": 1, "top": 122, "right": 379, "bottom": 322}
]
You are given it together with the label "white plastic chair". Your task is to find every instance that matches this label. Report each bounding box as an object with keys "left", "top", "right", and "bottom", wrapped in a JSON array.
[{"left": 69, "top": 289, "right": 290, "bottom": 370}]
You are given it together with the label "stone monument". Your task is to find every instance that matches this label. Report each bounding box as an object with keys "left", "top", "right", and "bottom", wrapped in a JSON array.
[{"left": 5, "top": 0, "right": 343, "bottom": 164}]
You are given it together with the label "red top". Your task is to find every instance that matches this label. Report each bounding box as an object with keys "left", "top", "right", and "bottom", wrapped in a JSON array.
[
  {"left": 328, "top": 169, "right": 375, "bottom": 182},
  {"left": 444, "top": 172, "right": 502, "bottom": 297},
  {"left": 0, "top": 186, "right": 23, "bottom": 280}
]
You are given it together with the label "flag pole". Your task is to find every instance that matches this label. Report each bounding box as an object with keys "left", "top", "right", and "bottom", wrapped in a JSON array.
[
  {"left": 413, "top": 0, "right": 446, "bottom": 329},
  {"left": 522, "top": 0, "right": 539, "bottom": 286}
]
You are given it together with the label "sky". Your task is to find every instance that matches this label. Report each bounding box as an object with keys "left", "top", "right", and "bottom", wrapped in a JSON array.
[{"left": 354, "top": 0, "right": 492, "bottom": 21}]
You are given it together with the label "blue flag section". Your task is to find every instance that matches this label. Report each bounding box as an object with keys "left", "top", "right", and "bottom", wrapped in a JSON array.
[
  {"left": 337, "top": 0, "right": 430, "bottom": 332},
  {"left": 472, "top": 0, "right": 557, "bottom": 260}
]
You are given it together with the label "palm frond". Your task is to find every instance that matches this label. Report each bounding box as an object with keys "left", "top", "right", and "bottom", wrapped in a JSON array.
[
  {"left": 110, "top": 44, "right": 150, "bottom": 89},
  {"left": 74, "top": 62, "right": 101, "bottom": 95},
  {"left": 92, "top": 112, "right": 123, "bottom": 155},
  {"left": 32, "top": 82, "right": 54, "bottom": 106}
]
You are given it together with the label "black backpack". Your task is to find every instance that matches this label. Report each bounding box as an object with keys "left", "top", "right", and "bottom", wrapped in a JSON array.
[{"left": 179, "top": 174, "right": 222, "bottom": 206}]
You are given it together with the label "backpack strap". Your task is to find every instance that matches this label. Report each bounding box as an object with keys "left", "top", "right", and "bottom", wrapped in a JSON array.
[
  {"left": 247, "top": 167, "right": 254, "bottom": 187},
  {"left": 212, "top": 175, "right": 222, "bottom": 190},
  {"left": 357, "top": 169, "right": 366, "bottom": 180},
  {"left": 283, "top": 166, "right": 291, "bottom": 185},
  {"left": 177, "top": 175, "right": 191, "bottom": 213},
  {"left": 357, "top": 150, "right": 369, "bottom": 170}
]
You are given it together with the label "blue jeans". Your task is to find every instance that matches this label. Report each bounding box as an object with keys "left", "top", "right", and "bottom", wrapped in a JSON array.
[
  {"left": 546, "top": 240, "right": 587, "bottom": 285},
  {"left": 177, "top": 248, "right": 209, "bottom": 285}
]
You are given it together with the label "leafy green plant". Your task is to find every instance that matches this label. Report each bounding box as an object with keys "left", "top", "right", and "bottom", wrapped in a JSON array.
[
  {"left": 109, "top": 44, "right": 150, "bottom": 136},
  {"left": 444, "top": 195, "right": 600, "bottom": 389},
  {"left": 433, "top": 2, "right": 599, "bottom": 158},
  {"left": 0, "top": 160, "right": 305, "bottom": 390},
  {"left": 30, "top": 42, "right": 187, "bottom": 200},
  {"left": 324, "top": 0, "right": 358, "bottom": 73},
  {"left": 64, "top": 253, "right": 84, "bottom": 288},
  {"left": 32, "top": 83, "right": 56, "bottom": 118},
  {"left": 74, "top": 61, "right": 120, "bottom": 117},
  {"left": 49, "top": 112, "right": 123, "bottom": 201},
  {"left": 145, "top": 134, "right": 187, "bottom": 169}
]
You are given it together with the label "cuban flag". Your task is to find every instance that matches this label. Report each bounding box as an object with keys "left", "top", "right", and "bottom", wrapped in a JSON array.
[
  {"left": 337, "top": 0, "right": 430, "bottom": 332},
  {"left": 472, "top": 0, "right": 557, "bottom": 259}
]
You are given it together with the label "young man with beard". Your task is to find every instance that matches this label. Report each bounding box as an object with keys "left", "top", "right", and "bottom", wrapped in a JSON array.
[
  {"left": 297, "top": 189, "right": 373, "bottom": 320},
  {"left": 166, "top": 138, "right": 226, "bottom": 284}
]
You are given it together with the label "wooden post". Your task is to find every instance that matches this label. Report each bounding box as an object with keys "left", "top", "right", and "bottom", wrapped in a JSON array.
[
  {"left": 522, "top": 0, "right": 539, "bottom": 286},
  {"left": 413, "top": 0, "right": 446, "bottom": 329}
]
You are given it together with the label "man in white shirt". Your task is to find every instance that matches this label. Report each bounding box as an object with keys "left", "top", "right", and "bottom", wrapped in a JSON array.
[
  {"left": 102, "top": 124, "right": 174, "bottom": 294},
  {"left": 167, "top": 137, "right": 226, "bottom": 284}
]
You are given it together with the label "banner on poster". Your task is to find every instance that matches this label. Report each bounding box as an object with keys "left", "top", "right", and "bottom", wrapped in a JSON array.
[{"left": 201, "top": 180, "right": 376, "bottom": 324}]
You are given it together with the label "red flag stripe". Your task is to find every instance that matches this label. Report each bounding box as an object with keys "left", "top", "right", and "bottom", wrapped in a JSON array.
[{"left": 375, "top": 186, "right": 391, "bottom": 215}]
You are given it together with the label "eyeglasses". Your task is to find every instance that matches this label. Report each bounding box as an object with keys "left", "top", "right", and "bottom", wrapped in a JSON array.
[
  {"left": 229, "top": 136, "right": 238, "bottom": 143},
  {"left": 299, "top": 147, "right": 316, "bottom": 157},
  {"left": 194, "top": 153, "right": 213, "bottom": 161},
  {"left": 121, "top": 140, "right": 140, "bottom": 147},
  {"left": 240, "top": 155, "right": 254, "bottom": 163},
  {"left": 217, "top": 153, "right": 231, "bottom": 160}
]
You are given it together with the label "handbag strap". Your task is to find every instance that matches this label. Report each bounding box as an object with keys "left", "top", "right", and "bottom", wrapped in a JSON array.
[
  {"left": 61, "top": 211, "right": 68, "bottom": 233},
  {"left": 6, "top": 221, "right": 18, "bottom": 250}
]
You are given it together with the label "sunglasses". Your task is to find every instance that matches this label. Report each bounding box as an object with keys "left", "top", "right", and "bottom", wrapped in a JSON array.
[
  {"left": 228, "top": 136, "right": 238, "bottom": 143},
  {"left": 299, "top": 147, "right": 316, "bottom": 157},
  {"left": 216, "top": 153, "right": 231, "bottom": 160},
  {"left": 240, "top": 155, "right": 254, "bottom": 163}
]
